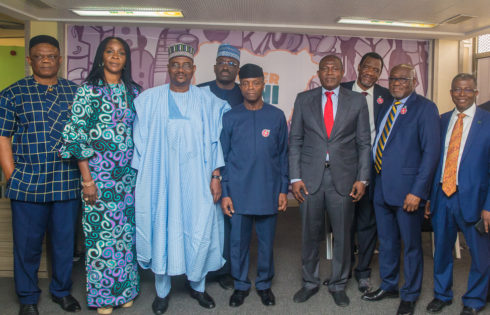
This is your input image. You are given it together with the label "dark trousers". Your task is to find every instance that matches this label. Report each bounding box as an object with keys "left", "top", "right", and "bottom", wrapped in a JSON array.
[
  {"left": 230, "top": 213, "right": 277, "bottom": 291},
  {"left": 373, "top": 175, "right": 424, "bottom": 301},
  {"left": 11, "top": 199, "right": 79, "bottom": 304},
  {"left": 432, "top": 189, "right": 490, "bottom": 310},
  {"left": 300, "top": 168, "right": 355, "bottom": 292},
  {"left": 350, "top": 193, "right": 377, "bottom": 280}
]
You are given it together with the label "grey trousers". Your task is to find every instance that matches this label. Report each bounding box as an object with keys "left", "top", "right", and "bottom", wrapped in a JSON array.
[{"left": 300, "top": 167, "right": 355, "bottom": 292}]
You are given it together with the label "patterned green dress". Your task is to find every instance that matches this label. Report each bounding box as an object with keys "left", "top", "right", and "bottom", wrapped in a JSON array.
[{"left": 60, "top": 82, "right": 140, "bottom": 307}]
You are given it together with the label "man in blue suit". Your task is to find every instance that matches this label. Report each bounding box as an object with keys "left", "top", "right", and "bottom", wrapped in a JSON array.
[
  {"left": 425, "top": 73, "right": 490, "bottom": 315},
  {"left": 361, "top": 64, "right": 441, "bottom": 315}
]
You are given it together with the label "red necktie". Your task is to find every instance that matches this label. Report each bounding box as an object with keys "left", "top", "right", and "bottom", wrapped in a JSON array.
[
  {"left": 324, "top": 91, "right": 334, "bottom": 137},
  {"left": 361, "top": 91, "right": 368, "bottom": 97}
]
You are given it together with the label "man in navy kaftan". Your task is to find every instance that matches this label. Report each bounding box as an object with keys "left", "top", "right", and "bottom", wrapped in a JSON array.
[{"left": 220, "top": 64, "right": 289, "bottom": 307}]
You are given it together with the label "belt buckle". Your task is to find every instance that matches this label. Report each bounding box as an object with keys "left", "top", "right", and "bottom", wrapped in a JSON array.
[{"left": 325, "top": 162, "right": 330, "bottom": 168}]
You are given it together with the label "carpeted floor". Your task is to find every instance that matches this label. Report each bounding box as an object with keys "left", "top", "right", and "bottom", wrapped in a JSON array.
[{"left": 0, "top": 207, "right": 486, "bottom": 315}]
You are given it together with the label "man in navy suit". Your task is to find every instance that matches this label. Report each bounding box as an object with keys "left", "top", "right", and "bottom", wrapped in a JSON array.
[
  {"left": 425, "top": 73, "right": 490, "bottom": 315},
  {"left": 478, "top": 99, "right": 490, "bottom": 305},
  {"left": 341, "top": 52, "right": 393, "bottom": 293},
  {"left": 361, "top": 64, "right": 440, "bottom": 315}
]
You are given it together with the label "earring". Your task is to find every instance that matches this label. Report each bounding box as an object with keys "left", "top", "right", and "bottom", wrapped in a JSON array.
[{"left": 100, "top": 62, "right": 104, "bottom": 67}]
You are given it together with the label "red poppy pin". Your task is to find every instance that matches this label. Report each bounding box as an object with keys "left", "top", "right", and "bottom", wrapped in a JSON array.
[
  {"left": 377, "top": 96, "right": 384, "bottom": 104},
  {"left": 400, "top": 106, "right": 407, "bottom": 115},
  {"left": 262, "top": 129, "right": 270, "bottom": 137}
]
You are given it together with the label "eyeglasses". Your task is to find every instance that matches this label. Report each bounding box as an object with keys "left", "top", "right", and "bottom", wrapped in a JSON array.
[
  {"left": 30, "top": 54, "right": 59, "bottom": 62},
  {"left": 169, "top": 62, "right": 193, "bottom": 71},
  {"left": 451, "top": 88, "right": 477, "bottom": 94},
  {"left": 216, "top": 60, "right": 238, "bottom": 68},
  {"left": 388, "top": 77, "right": 412, "bottom": 83}
]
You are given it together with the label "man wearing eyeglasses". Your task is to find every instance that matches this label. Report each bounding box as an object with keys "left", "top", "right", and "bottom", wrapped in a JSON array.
[
  {"left": 425, "top": 73, "right": 490, "bottom": 315},
  {"left": 361, "top": 64, "right": 440, "bottom": 315},
  {"left": 198, "top": 44, "right": 243, "bottom": 109},
  {"left": 198, "top": 43, "right": 243, "bottom": 290},
  {"left": 0, "top": 35, "right": 81, "bottom": 315},
  {"left": 132, "top": 43, "right": 230, "bottom": 314}
]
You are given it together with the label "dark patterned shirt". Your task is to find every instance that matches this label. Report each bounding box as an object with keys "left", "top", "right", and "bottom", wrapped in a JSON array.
[{"left": 0, "top": 76, "right": 80, "bottom": 202}]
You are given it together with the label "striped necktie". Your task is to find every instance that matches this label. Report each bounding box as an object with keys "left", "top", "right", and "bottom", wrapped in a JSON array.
[
  {"left": 441, "top": 113, "right": 466, "bottom": 196},
  {"left": 374, "top": 101, "right": 401, "bottom": 173}
]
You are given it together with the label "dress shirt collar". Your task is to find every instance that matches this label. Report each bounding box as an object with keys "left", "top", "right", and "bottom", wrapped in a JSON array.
[
  {"left": 394, "top": 93, "right": 412, "bottom": 105},
  {"left": 322, "top": 85, "right": 340, "bottom": 96},
  {"left": 452, "top": 103, "right": 476, "bottom": 119},
  {"left": 352, "top": 81, "right": 373, "bottom": 97}
]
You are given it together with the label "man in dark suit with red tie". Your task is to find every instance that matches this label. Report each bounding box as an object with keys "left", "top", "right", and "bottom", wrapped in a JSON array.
[
  {"left": 361, "top": 64, "right": 441, "bottom": 315},
  {"left": 341, "top": 52, "right": 393, "bottom": 293},
  {"left": 425, "top": 74, "right": 490, "bottom": 315},
  {"left": 289, "top": 55, "right": 371, "bottom": 307}
]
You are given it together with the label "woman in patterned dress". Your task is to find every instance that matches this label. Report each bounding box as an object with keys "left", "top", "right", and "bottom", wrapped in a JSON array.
[{"left": 60, "top": 37, "right": 141, "bottom": 314}]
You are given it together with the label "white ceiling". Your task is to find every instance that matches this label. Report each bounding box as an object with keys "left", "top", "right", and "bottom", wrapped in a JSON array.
[{"left": 1, "top": 0, "right": 490, "bottom": 40}]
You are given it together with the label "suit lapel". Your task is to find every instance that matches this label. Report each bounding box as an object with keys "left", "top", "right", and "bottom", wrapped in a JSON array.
[
  {"left": 308, "top": 87, "right": 328, "bottom": 139},
  {"left": 461, "top": 108, "right": 483, "bottom": 163},
  {"left": 373, "top": 85, "right": 383, "bottom": 120},
  {"left": 384, "top": 92, "right": 417, "bottom": 149},
  {"left": 330, "top": 87, "right": 349, "bottom": 139},
  {"left": 440, "top": 112, "right": 451, "bottom": 149}
]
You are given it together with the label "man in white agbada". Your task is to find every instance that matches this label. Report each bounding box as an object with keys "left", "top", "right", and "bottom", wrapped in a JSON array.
[{"left": 131, "top": 43, "right": 230, "bottom": 315}]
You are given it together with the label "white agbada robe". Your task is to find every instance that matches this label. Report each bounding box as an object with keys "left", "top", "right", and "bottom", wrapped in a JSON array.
[{"left": 132, "top": 84, "right": 230, "bottom": 281}]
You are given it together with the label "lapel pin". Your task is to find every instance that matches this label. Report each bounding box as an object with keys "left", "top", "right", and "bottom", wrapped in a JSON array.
[
  {"left": 262, "top": 129, "right": 270, "bottom": 137},
  {"left": 377, "top": 96, "right": 384, "bottom": 104},
  {"left": 400, "top": 106, "right": 407, "bottom": 115}
]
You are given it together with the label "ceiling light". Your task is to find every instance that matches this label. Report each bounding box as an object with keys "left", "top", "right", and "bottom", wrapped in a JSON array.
[
  {"left": 337, "top": 17, "right": 436, "bottom": 28},
  {"left": 71, "top": 9, "right": 183, "bottom": 18}
]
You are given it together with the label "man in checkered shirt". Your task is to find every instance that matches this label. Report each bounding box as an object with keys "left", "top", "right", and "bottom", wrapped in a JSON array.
[{"left": 0, "top": 35, "right": 81, "bottom": 315}]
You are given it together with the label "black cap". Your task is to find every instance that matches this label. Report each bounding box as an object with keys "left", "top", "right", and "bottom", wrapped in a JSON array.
[
  {"left": 29, "top": 35, "right": 60, "bottom": 51},
  {"left": 239, "top": 63, "right": 264, "bottom": 79}
]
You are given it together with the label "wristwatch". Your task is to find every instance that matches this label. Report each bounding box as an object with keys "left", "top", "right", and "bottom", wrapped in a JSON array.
[{"left": 211, "top": 175, "right": 222, "bottom": 181}]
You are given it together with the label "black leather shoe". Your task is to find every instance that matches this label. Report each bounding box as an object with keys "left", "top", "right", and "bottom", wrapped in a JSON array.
[
  {"left": 361, "top": 288, "right": 399, "bottom": 301},
  {"left": 229, "top": 289, "right": 249, "bottom": 307},
  {"left": 426, "top": 298, "right": 452, "bottom": 313},
  {"left": 460, "top": 306, "right": 479, "bottom": 315},
  {"left": 19, "top": 304, "right": 39, "bottom": 315},
  {"left": 51, "top": 294, "right": 81, "bottom": 312},
  {"left": 257, "top": 288, "right": 275, "bottom": 306},
  {"left": 330, "top": 290, "right": 349, "bottom": 307},
  {"left": 293, "top": 286, "right": 319, "bottom": 303},
  {"left": 358, "top": 278, "right": 372, "bottom": 293},
  {"left": 218, "top": 274, "right": 234, "bottom": 290},
  {"left": 152, "top": 296, "right": 169, "bottom": 315},
  {"left": 397, "top": 300, "right": 416, "bottom": 315},
  {"left": 190, "top": 289, "right": 215, "bottom": 309}
]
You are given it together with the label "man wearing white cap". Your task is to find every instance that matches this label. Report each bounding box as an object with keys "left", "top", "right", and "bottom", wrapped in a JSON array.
[{"left": 132, "top": 43, "right": 230, "bottom": 314}]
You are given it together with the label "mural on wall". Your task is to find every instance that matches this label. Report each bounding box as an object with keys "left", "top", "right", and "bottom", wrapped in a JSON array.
[{"left": 66, "top": 25, "right": 429, "bottom": 120}]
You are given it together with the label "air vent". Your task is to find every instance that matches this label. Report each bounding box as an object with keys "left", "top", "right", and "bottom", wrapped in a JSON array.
[{"left": 440, "top": 14, "right": 475, "bottom": 25}]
